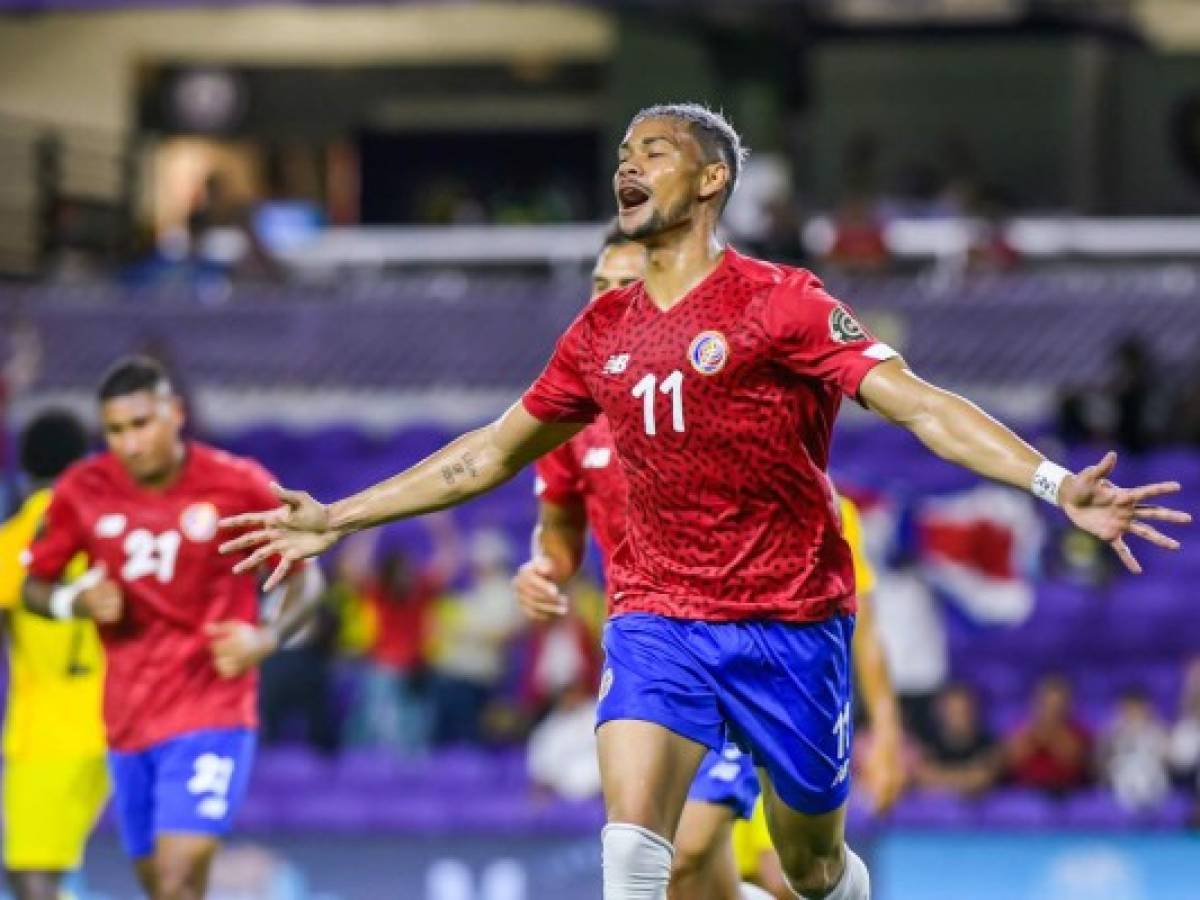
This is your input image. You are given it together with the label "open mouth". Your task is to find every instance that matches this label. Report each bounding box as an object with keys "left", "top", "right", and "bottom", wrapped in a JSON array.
[{"left": 618, "top": 184, "right": 651, "bottom": 211}]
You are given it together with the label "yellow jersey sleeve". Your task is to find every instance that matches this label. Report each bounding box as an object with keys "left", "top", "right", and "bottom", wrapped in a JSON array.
[
  {"left": 0, "top": 491, "right": 52, "bottom": 610},
  {"left": 839, "top": 496, "right": 876, "bottom": 597}
]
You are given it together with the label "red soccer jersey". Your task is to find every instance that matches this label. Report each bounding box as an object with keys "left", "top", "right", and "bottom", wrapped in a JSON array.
[
  {"left": 522, "top": 248, "right": 895, "bottom": 623},
  {"left": 534, "top": 416, "right": 628, "bottom": 578},
  {"left": 24, "top": 442, "right": 285, "bottom": 751}
]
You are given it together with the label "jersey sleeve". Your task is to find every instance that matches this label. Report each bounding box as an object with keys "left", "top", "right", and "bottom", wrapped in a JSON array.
[
  {"left": 0, "top": 520, "right": 25, "bottom": 609},
  {"left": 839, "top": 496, "right": 877, "bottom": 596},
  {"left": 22, "top": 487, "right": 87, "bottom": 583},
  {"left": 521, "top": 317, "right": 600, "bottom": 425},
  {"left": 534, "top": 444, "right": 585, "bottom": 506},
  {"left": 763, "top": 270, "right": 898, "bottom": 400}
]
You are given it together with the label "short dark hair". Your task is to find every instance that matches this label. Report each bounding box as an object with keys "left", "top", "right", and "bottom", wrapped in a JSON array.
[
  {"left": 629, "top": 102, "right": 748, "bottom": 209},
  {"left": 20, "top": 409, "right": 89, "bottom": 480},
  {"left": 97, "top": 356, "right": 172, "bottom": 403}
]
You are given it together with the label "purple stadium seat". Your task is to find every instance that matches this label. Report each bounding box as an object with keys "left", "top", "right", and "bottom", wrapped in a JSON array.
[
  {"left": 977, "top": 789, "right": 1056, "bottom": 829},
  {"left": 888, "top": 790, "right": 974, "bottom": 829},
  {"left": 278, "top": 786, "right": 375, "bottom": 833},
  {"left": 252, "top": 745, "right": 332, "bottom": 788}
]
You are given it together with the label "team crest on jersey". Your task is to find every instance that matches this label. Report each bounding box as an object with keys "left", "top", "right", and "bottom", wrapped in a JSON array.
[
  {"left": 688, "top": 330, "right": 728, "bottom": 375},
  {"left": 95, "top": 513, "right": 127, "bottom": 539},
  {"left": 180, "top": 502, "right": 219, "bottom": 543},
  {"left": 829, "top": 306, "right": 866, "bottom": 344}
]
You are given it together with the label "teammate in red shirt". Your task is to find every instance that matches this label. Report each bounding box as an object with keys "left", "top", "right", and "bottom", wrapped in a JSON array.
[
  {"left": 223, "top": 105, "right": 1188, "bottom": 900},
  {"left": 22, "top": 357, "right": 322, "bottom": 900}
]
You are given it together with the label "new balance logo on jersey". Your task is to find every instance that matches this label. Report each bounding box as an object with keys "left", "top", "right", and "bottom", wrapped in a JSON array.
[
  {"left": 603, "top": 353, "right": 631, "bottom": 375},
  {"left": 581, "top": 447, "right": 612, "bottom": 469}
]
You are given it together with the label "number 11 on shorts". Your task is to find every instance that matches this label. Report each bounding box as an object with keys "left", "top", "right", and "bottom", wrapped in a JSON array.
[{"left": 831, "top": 701, "right": 852, "bottom": 788}]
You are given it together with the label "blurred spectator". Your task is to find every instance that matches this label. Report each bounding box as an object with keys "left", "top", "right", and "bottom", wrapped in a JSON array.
[
  {"left": 874, "top": 584, "right": 942, "bottom": 743},
  {"left": 912, "top": 683, "right": 1001, "bottom": 797},
  {"left": 258, "top": 583, "right": 341, "bottom": 755},
  {"left": 0, "top": 320, "right": 41, "bottom": 515},
  {"left": 519, "top": 606, "right": 601, "bottom": 719},
  {"left": 348, "top": 517, "right": 460, "bottom": 752},
  {"left": 1171, "top": 344, "right": 1200, "bottom": 446},
  {"left": 522, "top": 577, "right": 606, "bottom": 800},
  {"left": 825, "top": 196, "right": 890, "bottom": 273},
  {"left": 965, "top": 190, "right": 1020, "bottom": 272},
  {"left": 1006, "top": 674, "right": 1092, "bottom": 794},
  {"left": 1108, "top": 336, "right": 1162, "bottom": 454},
  {"left": 1054, "top": 384, "right": 1101, "bottom": 448},
  {"left": 1169, "top": 658, "right": 1200, "bottom": 801},
  {"left": 526, "top": 681, "right": 600, "bottom": 801},
  {"left": 187, "top": 171, "right": 282, "bottom": 286},
  {"left": 426, "top": 530, "right": 523, "bottom": 745},
  {"left": 1099, "top": 688, "right": 1170, "bottom": 811}
]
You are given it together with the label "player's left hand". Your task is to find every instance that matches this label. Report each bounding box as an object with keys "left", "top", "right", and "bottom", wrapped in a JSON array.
[
  {"left": 206, "top": 620, "right": 279, "bottom": 678},
  {"left": 861, "top": 718, "right": 906, "bottom": 814},
  {"left": 1059, "top": 452, "right": 1191, "bottom": 574},
  {"left": 219, "top": 483, "right": 339, "bottom": 591}
]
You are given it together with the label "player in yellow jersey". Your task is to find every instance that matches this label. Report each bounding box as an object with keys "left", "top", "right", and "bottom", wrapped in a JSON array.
[
  {"left": 732, "top": 495, "right": 901, "bottom": 897},
  {"left": 0, "top": 411, "right": 109, "bottom": 900}
]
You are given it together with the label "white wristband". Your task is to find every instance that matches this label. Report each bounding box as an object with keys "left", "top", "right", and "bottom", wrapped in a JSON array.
[
  {"left": 48, "top": 584, "right": 78, "bottom": 620},
  {"left": 48, "top": 565, "right": 106, "bottom": 620},
  {"left": 1032, "top": 461, "right": 1072, "bottom": 506}
]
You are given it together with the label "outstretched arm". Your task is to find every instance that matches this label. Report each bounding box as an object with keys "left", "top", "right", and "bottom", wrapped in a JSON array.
[
  {"left": 221, "top": 403, "right": 583, "bottom": 589},
  {"left": 859, "top": 358, "right": 1190, "bottom": 573}
]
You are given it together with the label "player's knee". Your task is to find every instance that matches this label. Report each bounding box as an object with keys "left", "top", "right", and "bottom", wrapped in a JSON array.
[
  {"left": 780, "top": 844, "right": 871, "bottom": 900},
  {"left": 602, "top": 823, "right": 674, "bottom": 899},
  {"left": 7, "top": 871, "right": 63, "bottom": 900},
  {"left": 151, "top": 856, "right": 204, "bottom": 900},
  {"left": 776, "top": 840, "right": 844, "bottom": 897}
]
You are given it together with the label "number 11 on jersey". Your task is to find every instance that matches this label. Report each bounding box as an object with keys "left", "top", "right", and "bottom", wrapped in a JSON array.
[{"left": 632, "top": 370, "right": 685, "bottom": 436}]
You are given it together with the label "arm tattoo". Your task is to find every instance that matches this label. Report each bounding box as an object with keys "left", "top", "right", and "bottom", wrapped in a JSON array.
[{"left": 441, "top": 452, "right": 481, "bottom": 486}]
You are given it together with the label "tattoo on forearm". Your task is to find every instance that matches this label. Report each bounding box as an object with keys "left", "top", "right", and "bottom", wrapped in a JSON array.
[{"left": 441, "top": 451, "right": 481, "bottom": 486}]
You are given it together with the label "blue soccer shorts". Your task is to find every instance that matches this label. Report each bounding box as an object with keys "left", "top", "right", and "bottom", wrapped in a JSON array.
[
  {"left": 597, "top": 613, "right": 855, "bottom": 816},
  {"left": 107, "top": 728, "right": 257, "bottom": 859},
  {"left": 687, "top": 742, "right": 760, "bottom": 820}
]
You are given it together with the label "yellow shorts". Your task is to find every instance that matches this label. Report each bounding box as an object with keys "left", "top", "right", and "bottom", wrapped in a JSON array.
[{"left": 3, "top": 756, "right": 109, "bottom": 871}]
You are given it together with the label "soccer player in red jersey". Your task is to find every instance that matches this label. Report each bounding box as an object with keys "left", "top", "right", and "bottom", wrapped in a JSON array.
[
  {"left": 223, "top": 105, "right": 1189, "bottom": 900},
  {"left": 521, "top": 229, "right": 902, "bottom": 900},
  {"left": 22, "top": 357, "right": 323, "bottom": 900}
]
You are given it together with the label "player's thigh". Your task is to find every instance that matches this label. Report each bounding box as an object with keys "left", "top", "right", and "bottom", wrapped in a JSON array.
[
  {"left": 597, "top": 614, "right": 725, "bottom": 837},
  {"left": 597, "top": 719, "right": 708, "bottom": 839},
  {"left": 670, "top": 800, "right": 741, "bottom": 900}
]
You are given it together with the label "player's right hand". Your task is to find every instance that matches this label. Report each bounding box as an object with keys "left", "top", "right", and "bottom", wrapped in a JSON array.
[
  {"left": 513, "top": 555, "right": 569, "bottom": 621},
  {"left": 78, "top": 575, "right": 123, "bottom": 624},
  {"left": 219, "top": 483, "right": 338, "bottom": 591}
]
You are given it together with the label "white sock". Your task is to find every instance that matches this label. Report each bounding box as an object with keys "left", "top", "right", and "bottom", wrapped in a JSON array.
[
  {"left": 740, "top": 883, "right": 777, "bottom": 900},
  {"left": 602, "top": 823, "right": 674, "bottom": 900},
  {"left": 819, "top": 845, "right": 870, "bottom": 900}
]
